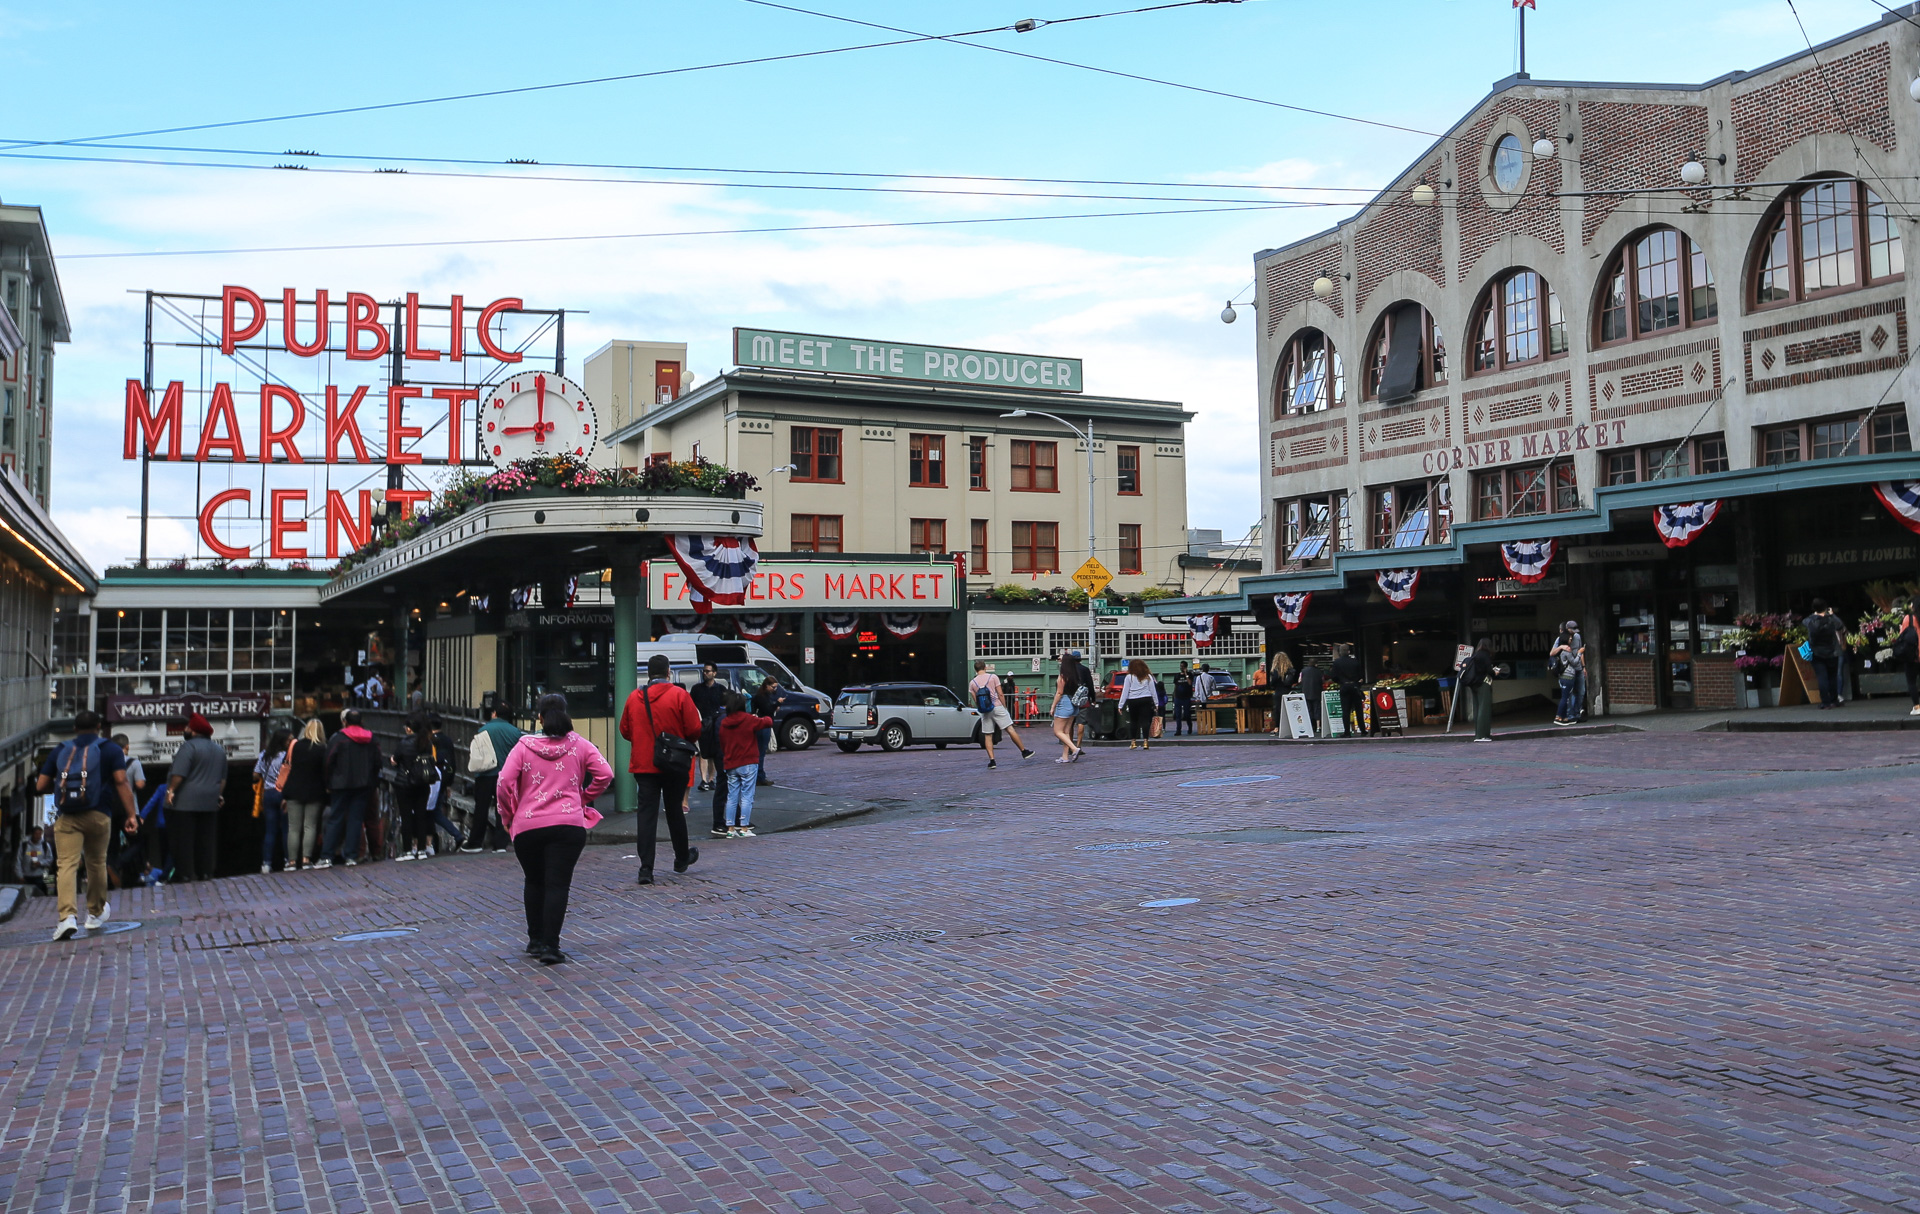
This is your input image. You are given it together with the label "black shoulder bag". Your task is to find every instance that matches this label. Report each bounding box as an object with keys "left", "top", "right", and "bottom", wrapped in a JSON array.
[{"left": 642, "top": 684, "right": 698, "bottom": 776}]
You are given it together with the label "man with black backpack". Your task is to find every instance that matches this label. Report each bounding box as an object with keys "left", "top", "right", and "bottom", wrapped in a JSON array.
[{"left": 35, "top": 710, "right": 139, "bottom": 941}]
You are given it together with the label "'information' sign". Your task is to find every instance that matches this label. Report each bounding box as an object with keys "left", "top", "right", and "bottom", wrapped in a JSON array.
[{"left": 733, "top": 328, "right": 1082, "bottom": 393}]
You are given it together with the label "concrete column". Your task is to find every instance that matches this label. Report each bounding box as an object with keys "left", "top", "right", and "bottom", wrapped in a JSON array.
[{"left": 611, "top": 561, "right": 642, "bottom": 815}]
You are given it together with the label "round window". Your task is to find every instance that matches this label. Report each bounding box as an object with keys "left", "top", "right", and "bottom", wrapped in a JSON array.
[{"left": 1491, "top": 134, "right": 1525, "bottom": 193}]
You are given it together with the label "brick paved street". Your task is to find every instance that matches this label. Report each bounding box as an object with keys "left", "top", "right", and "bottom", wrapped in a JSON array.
[{"left": 4, "top": 733, "right": 1919, "bottom": 1214}]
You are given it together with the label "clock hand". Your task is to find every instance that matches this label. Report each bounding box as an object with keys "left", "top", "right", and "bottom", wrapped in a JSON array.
[
  {"left": 534, "top": 373, "right": 546, "bottom": 432},
  {"left": 501, "top": 425, "right": 542, "bottom": 435}
]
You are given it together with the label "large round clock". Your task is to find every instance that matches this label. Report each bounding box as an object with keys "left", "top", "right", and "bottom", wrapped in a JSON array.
[{"left": 481, "top": 371, "right": 598, "bottom": 466}]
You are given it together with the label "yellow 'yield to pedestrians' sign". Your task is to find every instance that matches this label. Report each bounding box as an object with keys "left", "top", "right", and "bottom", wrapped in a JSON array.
[{"left": 1072, "top": 557, "right": 1113, "bottom": 597}]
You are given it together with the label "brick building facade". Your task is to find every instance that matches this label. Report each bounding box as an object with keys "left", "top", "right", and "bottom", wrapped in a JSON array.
[{"left": 1156, "top": 10, "right": 1920, "bottom": 716}]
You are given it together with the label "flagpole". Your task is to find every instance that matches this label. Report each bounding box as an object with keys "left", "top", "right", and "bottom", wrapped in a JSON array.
[{"left": 1519, "top": 1, "right": 1526, "bottom": 75}]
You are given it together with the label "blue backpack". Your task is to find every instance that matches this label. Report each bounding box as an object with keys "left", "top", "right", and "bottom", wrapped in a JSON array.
[
  {"left": 974, "top": 682, "right": 996, "bottom": 714},
  {"left": 52, "top": 738, "right": 103, "bottom": 815}
]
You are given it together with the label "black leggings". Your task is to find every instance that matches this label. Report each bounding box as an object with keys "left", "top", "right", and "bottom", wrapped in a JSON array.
[
  {"left": 400, "top": 785, "right": 434, "bottom": 851},
  {"left": 514, "top": 824, "right": 588, "bottom": 949},
  {"left": 1125, "top": 697, "right": 1156, "bottom": 740}
]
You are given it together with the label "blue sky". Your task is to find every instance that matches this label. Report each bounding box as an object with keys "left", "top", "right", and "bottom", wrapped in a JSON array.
[{"left": 0, "top": 0, "right": 1888, "bottom": 567}]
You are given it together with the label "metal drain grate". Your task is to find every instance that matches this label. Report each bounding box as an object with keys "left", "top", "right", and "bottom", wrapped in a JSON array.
[
  {"left": 848, "top": 929, "right": 947, "bottom": 943},
  {"left": 1074, "top": 840, "right": 1170, "bottom": 852}
]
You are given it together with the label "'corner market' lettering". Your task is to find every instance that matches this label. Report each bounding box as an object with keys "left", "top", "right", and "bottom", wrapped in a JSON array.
[{"left": 1421, "top": 422, "right": 1630, "bottom": 476}]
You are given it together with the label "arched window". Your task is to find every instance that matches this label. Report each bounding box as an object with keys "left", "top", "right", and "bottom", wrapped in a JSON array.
[
  {"left": 1363, "top": 304, "right": 1447, "bottom": 403},
  {"left": 1595, "top": 226, "right": 1716, "bottom": 346},
  {"left": 1752, "top": 177, "right": 1903, "bottom": 307},
  {"left": 1469, "top": 270, "right": 1566, "bottom": 374},
  {"left": 1274, "top": 328, "right": 1343, "bottom": 417}
]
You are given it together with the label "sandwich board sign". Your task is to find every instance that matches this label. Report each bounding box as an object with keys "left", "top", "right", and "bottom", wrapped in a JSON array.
[{"left": 1281, "top": 693, "right": 1314, "bottom": 739}]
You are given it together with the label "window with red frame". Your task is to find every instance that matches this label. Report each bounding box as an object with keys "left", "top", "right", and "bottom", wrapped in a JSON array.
[
  {"left": 1011, "top": 521, "right": 1059, "bottom": 572},
  {"left": 909, "top": 518, "right": 947, "bottom": 554},
  {"left": 1011, "top": 440, "right": 1057, "bottom": 491},
  {"left": 1118, "top": 523, "right": 1142, "bottom": 573},
  {"left": 908, "top": 433, "right": 946, "bottom": 487},
  {"left": 790, "top": 427, "right": 842, "bottom": 482},
  {"left": 968, "top": 435, "right": 988, "bottom": 489},
  {"left": 1117, "top": 445, "right": 1140, "bottom": 494},
  {"left": 790, "top": 514, "right": 843, "bottom": 553},
  {"left": 970, "top": 519, "right": 989, "bottom": 572},
  {"left": 1755, "top": 178, "right": 1904, "bottom": 306}
]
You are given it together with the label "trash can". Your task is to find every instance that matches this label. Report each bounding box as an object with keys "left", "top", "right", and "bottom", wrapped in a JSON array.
[{"left": 1095, "top": 700, "right": 1120, "bottom": 739}]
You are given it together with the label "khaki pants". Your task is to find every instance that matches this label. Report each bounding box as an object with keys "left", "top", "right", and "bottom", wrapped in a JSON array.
[{"left": 54, "top": 810, "right": 110, "bottom": 922}]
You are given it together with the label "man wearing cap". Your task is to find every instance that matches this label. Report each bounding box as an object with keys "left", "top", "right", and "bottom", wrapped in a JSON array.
[{"left": 166, "top": 713, "right": 229, "bottom": 882}]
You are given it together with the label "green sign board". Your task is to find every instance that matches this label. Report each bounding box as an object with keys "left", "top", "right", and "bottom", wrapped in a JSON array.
[
  {"left": 733, "top": 327, "right": 1083, "bottom": 393},
  {"left": 1093, "top": 603, "right": 1130, "bottom": 617}
]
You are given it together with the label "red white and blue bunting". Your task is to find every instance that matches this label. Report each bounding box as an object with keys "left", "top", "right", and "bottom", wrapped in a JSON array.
[
  {"left": 1498, "top": 539, "right": 1557, "bottom": 584},
  {"left": 662, "top": 615, "right": 703, "bottom": 634},
  {"left": 667, "top": 534, "right": 760, "bottom": 614},
  {"left": 1275, "top": 592, "right": 1312, "bottom": 631},
  {"left": 1653, "top": 500, "right": 1722, "bottom": 548},
  {"left": 737, "top": 613, "right": 781, "bottom": 639},
  {"left": 883, "top": 613, "right": 921, "bottom": 639},
  {"left": 1873, "top": 481, "right": 1920, "bottom": 536},
  {"left": 821, "top": 613, "right": 860, "bottom": 639},
  {"left": 1189, "top": 615, "right": 1221, "bottom": 648},
  {"left": 1376, "top": 569, "right": 1420, "bottom": 608}
]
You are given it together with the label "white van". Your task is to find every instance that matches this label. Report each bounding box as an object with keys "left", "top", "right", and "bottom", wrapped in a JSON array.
[{"left": 634, "top": 634, "right": 833, "bottom": 750}]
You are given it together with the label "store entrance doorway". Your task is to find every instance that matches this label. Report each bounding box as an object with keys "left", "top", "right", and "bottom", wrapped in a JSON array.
[{"left": 811, "top": 616, "right": 951, "bottom": 694}]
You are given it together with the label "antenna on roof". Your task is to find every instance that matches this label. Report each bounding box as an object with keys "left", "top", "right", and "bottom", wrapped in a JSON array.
[{"left": 1515, "top": 0, "right": 1535, "bottom": 77}]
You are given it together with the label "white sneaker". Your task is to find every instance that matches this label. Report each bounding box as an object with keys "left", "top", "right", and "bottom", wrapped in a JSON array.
[
  {"left": 313, "top": 859, "right": 332, "bottom": 870},
  {"left": 345, "top": 858, "right": 358, "bottom": 867},
  {"left": 261, "top": 863, "right": 272, "bottom": 875},
  {"left": 426, "top": 844, "right": 436, "bottom": 857},
  {"left": 396, "top": 851, "right": 413, "bottom": 862},
  {"left": 52, "top": 917, "right": 78, "bottom": 941},
  {"left": 85, "top": 903, "right": 111, "bottom": 930},
  {"left": 740, "top": 826, "right": 756, "bottom": 838}
]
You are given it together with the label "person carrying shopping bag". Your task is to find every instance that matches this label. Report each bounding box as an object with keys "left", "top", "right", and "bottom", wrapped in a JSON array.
[
  {"left": 1120, "top": 659, "right": 1157, "bottom": 750},
  {"left": 496, "top": 693, "right": 613, "bottom": 965}
]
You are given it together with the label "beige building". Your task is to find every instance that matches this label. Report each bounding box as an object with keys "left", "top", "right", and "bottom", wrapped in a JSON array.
[{"left": 590, "top": 347, "right": 1192, "bottom": 598}]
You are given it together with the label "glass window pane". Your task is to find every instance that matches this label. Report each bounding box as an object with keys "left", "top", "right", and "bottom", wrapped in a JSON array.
[
  {"left": 1799, "top": 180, "right": 1858, "bottom": 293},
  {"left": 1635, "top": 229, "right": 1682, "bottom": 333},
  {"left": 1471, "top": 300, "right": 1498, "bottom": 371},
  {"left": 1644, "top": 443, "right": 1686, "bottom": 480},
  {"left": 1689, "top": 240, "right": 1718, "bottom": 322},
  {"left": 1757, "top": 213, "right": 1793, "bottom": 303},
  {"left": 1696, "top": 436, "right": 1729, "bottom": 474},
  {"left": 1475, "top": 472, "right": 1504, "bottom": 520},
  {"left": 1872, "top": 411, "right": 1912, "bottom": 453},
  {"left": 1502, "top": 272, "right": 1541, "bottom": 364},
  {"left": 1868, "top": 189, "right": 1904, "bottom": 280},
  {"left": 1553, "top": 463, "right": 1579, "bottom": 512},
  {"left": 1432, "top": 479, "right": 1452, "bottom": 545},
  {"left": 1547, "top": 287, "right": 1567, "bottom": 355},
  {"left": 1599, "top": 266, "right": 1630, "bottom": 342},
  {"left": 1509, "top": 467, "right": 1547, "bottom": 516},
  {"left": 1392, "top": 482, "right": 1430, "bottom": 548},
  {"left": 1763, "top": 427, "right": 1801, "bottom": 465},
  {"left": 1810, "top": 419, "right": 1861, "bottom": 460},
  {"left": 1292, "top": 337, "right": 1328, "bottom": 413},
  {"left": 1606, "top": 452, "right": 1639, "bottom": 485}
]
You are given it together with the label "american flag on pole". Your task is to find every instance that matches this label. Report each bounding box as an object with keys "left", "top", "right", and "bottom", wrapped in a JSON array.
[{"left": 1513, "top": 0, "right": 1535, "bottom": 8}]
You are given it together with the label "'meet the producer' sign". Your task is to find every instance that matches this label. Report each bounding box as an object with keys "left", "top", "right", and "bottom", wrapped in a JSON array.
[{"left": 733, "top": 328, "right": 1082, "bottom": 393}]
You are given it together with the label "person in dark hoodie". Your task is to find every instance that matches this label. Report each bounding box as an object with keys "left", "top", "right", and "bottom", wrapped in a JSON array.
[
  {"left": 716, "top": 689, "right": 774, "bottom": 837},
  {"left": 320, "top": 708, "right": 382, "bottom": 868},
  {"left": 1297, "top": 655, "right": 1326, "bottom": 734},
  {"left": 1329, "top": 643, "right": 1367, "bottom": 736}
]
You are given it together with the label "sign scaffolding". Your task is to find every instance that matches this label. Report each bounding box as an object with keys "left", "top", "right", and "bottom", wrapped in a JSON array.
[{"left": 131, "top": 288, "right": 568, "bottom": 566}]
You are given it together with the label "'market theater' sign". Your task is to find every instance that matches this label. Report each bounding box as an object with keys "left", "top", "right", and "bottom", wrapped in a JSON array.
[{"left": 733, "top": 328, "right": 1083, "bottom": 392}]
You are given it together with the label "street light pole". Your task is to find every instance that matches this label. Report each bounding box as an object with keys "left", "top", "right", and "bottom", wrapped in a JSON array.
[{"left": 1002, "top": 409, "right": 1099, "bottom": 676}]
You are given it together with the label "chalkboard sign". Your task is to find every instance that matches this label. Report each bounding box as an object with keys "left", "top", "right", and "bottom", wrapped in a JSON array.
[{"left": 1370, "top": 687, "right": 1403, "bottom": 736}]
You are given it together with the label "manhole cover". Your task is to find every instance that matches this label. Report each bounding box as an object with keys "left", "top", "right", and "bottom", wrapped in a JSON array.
[
  {"left": 1074, "top": 840, "right": 1170, "bottom": 852},
  {"left": 98, "top": 921, "right": 143, "bottom": 936},
  {"left": 1178, "top": 775, "right": 1279, "bottom": 788},
  {"left": 848, "top": 929, "right": 947, "bottom": 943},
  {"left": 1139, "top": 898, "right": 1200, "bottom": 908},
  {"left": 332, "top": 928, "right": 418, "bottom": 942}
]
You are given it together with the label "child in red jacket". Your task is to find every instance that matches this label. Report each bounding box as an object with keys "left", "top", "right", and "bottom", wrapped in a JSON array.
[{"left": 716, "top": 690, "right": 774, "bottom": 837}]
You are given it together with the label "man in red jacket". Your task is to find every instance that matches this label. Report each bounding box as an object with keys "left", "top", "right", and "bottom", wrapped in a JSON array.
[{"left": 618, "top": 653, "right": 703, "bottom": 884}]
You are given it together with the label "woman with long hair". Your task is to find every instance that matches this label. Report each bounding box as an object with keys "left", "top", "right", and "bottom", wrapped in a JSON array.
[
  {"left": 279, "top": 718, "right": 329, "bottom": 870},
  {"left": 1049, "top": 653, "right": 1086, "bottom": 763},
  {"left": 254, "top": 729, "right": 290, "bottom": 874},
  {"left": 497, "top": 693, "right": 613, "bottom": 964},
  {"left": 395, "top": 715, "right": 437, "bottom": 861},
  {"left": 1120, "top": 659, "right": 1157, "bottom": 750}
]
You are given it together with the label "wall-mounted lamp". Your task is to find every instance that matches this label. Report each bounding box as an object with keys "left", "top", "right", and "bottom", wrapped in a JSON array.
[
  {"left": 1679, "top": 153, "right": 1727, "bottom": 185},
  {"left": 1410, "top": 183, "right": 1436, "bottom": 205},
  {"left": 1531, "top": 137, "right": 1556, "bottom": 158},
  {"left": 1220, "top": 301, "right": 1238, "bottom": 324}
]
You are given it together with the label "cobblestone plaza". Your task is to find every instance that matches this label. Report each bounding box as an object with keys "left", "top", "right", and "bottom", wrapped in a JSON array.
[{"left": 3, "top": 733, "right": 1917, "bottom": 1214}]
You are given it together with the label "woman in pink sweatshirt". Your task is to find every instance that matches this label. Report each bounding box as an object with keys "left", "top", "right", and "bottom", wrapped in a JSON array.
[{"left": 496, "top": 693, "right": 613, "bottom": 965}]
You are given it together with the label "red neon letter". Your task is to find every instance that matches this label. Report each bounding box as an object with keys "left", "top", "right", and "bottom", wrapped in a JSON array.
[
  {"left": 344, "top": 292, "right": 390, "bottom": 361},
  {"left": 198, "top": 488, "right": 251, "bottom": 559},
  {"left": 385, "top": 385, "right": 423, "bottom": 464},
  {"left": 475, "top": 297, "right": 523, "bottom": 362},
  {"left": 123, "top": 379, "right": 184, "bottom": 460},
  {"left": 259, "top": 384, "right": 306, "bottom": 463},
  {"left": 403, "top": 292, "right": 441, "bottom": 361},
  {"left": 432, "top": 386, "right": 480, "bottom": 463},
  {"left": 447, "top": 295, "right": 465, "bottom": 362},
  {"left": 220, "top": 286, "right": 265, "bottom": 355},
  {"left": 325, "top": 489, "right": 373, "bottom": 558},
  {"left": 268, "top": 488, "right": 308, "bottom": 558},
  {"left": 325, "top": 385, "right": 372, "bottom": 462},
  {"left": 196, "top": 383, "right": 249, "bottom": 462},
  {"left": 386, "top": 488, "right": 431, "bottom": 519},
  {"left": 281, "top": 289, "right": 330, "bottom": 356}
]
